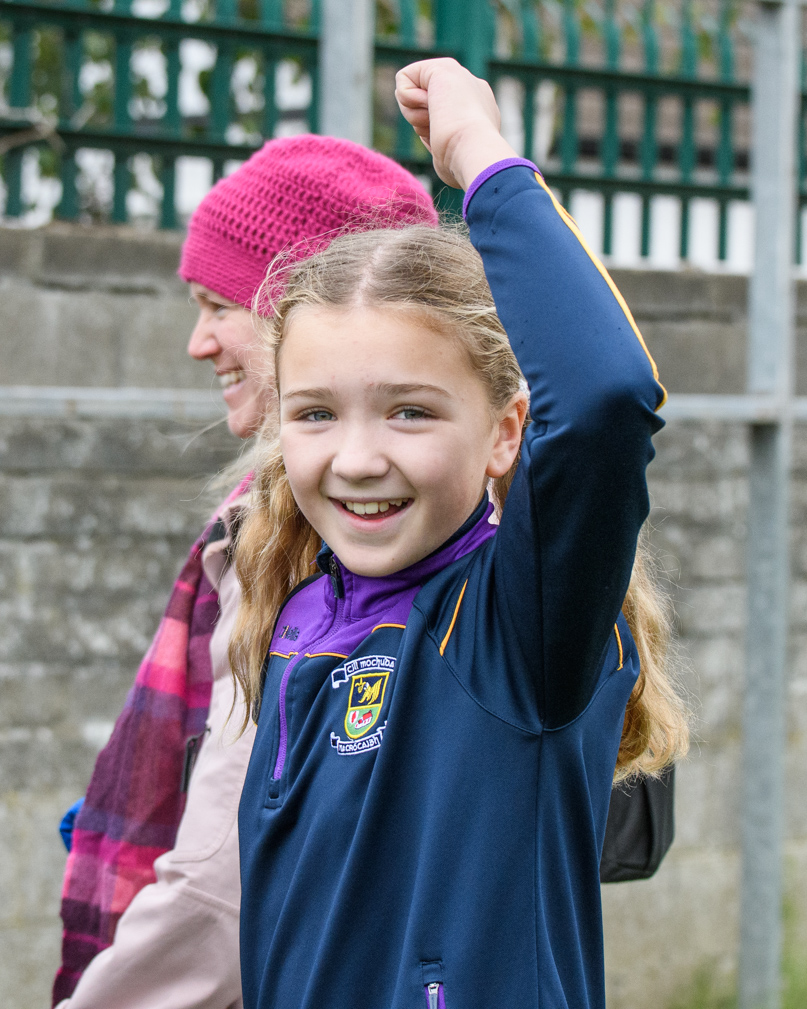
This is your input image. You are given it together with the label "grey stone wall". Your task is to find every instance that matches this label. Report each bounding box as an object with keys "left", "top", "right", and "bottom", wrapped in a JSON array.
[{"left": 2, "top": 222, "right": 807, "bottom": 1009}]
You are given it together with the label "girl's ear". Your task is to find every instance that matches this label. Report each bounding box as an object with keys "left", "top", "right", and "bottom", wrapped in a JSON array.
[{"left": 485, "top": 392, "right": 529, "bottom": 479}]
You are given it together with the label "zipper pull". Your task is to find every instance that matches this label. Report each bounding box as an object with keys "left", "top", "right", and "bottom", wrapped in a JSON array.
[
  {"left": 427, "top": 982, "right": 441, "bottom": 1009},
  {"left": 329, "top": 555, "right": 344, "bottom": 599}
]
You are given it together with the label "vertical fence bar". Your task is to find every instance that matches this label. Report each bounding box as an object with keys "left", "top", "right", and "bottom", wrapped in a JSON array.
[
  {"left": 160, "top": 155, "right": 177, "bottom": 227},
  {"left": 399, "top": 0, "right": 417, "bottom": 44},
  {"left": 263, "top": 51, "right": 278, "bottom": 139},
  {"left": 62, "top": 28, "right": 83, "bottom": 125},
  {"left": 260, "top": 0, "right": 283, "bottom": 27},
  {"left": 602, "top": 0, "right": 620, "bottom": 256},
  {"left": 519, "top": 0, "right": 540, "bottom": 164},
  {"left": 114, "top": 30, "right": 133, "bottom": 132},
  {"left": 678, "top": 0, "right": 696, "bottom": 260},
  {"left": 218, "top": 0, "right": 239, "bottom": 21},
  {"left": 739, "top": 2, "right": 799, "bottom": 1008},
  {"left": 107, "top": 28, "right": 135, "bottom": 222},
  {"left": 522, "top": 78, "right": 536, "bottom": 165},
  {"left": 58, "top": 147, "right": 79, "bottom": 220},
  {"left": 58, "top": 29, "right": 84, "bottom": 221},
  {"left": 164, "top": 37, "right": 182, "bottom": 136},
  {"left": 435, "top": 0, "right": 492, "bottom": 81},
  {"left": 640, "top": 0, "right": 659, "bottom": 258},
  {"left": 394, "top": 0, "right": 420, "bottom": 158},
  {"left": 5, "top": 20, "right": 34, "bottom": 218},
  {"left": 209, "top": 40, "right": 232, "bottom": 141},
  {"left": 112, "top": 153, "right": 129, "bottom": 222},
  {"left": 307, "top": 50, "right": 319, "bottom": 134},
  {"left": 318, "top": 0, "right": 373, "bottom": 144},
  {"left": 560, "top": 0, "right": 580, "bottom": 204},
  {"left": 716, "top": 0, "right": 734, "bottom": 261}
]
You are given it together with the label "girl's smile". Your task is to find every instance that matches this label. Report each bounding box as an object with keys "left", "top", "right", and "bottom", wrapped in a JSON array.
[{"left": 278, "top": 304, "right": 524, "bottom": 578}]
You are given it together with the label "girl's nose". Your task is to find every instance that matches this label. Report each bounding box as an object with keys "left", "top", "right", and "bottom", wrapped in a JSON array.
[
  {"left": 187, "top": 310, "right": 220, "bottom": 361},
  {"left": 330, "top": 425, "right": 390, "bottom": 482}
]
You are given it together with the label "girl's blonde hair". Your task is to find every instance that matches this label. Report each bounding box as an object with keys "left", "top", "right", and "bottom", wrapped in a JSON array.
[{"left": 229, "top": 225, "right": 689, "bottom": 779}]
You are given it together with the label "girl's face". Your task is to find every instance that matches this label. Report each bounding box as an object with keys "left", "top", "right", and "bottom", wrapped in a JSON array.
[
  {"left": 187, "top": 283, "right": 274, "bottom": 439},
  {"left": 278, "top": 305, "right": 525, "bottom": 578}
]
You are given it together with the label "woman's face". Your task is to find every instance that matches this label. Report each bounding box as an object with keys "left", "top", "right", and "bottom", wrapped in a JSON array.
[
  {"left": 187, "top": 283, "right": 274, "bottom": 439},
  {"left": 277, "top": 304, "right": 525, "bottom": 577}
]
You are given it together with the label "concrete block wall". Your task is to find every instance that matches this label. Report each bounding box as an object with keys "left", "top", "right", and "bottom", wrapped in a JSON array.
[
  {"left": 2, "top": 222, "right": 807, "bottom": 1009},
  {"left": 0, "top": 415, "right": 237, "bottom": 1001}
]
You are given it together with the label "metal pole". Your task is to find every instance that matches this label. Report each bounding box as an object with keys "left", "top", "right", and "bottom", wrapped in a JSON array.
[
  {"left": 318, "top": 0, "right": 374, "bottom": 146},
  {"left": 739, "top": 2, "right": 799, "bottom": 1006}
]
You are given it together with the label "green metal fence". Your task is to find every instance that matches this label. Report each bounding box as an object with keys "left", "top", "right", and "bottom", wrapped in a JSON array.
[{"left": 0, "top": 0, "right": 761, "bottom": 262}]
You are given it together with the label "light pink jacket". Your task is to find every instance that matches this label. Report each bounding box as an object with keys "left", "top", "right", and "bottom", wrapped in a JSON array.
[{"left": 57, "top": 501, "right": 254, "bottom": 1009}]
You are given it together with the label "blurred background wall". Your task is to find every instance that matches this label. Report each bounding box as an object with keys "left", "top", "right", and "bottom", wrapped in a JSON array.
[{"left": 2, "top": 222, "right": 807, "bottom": 1008}]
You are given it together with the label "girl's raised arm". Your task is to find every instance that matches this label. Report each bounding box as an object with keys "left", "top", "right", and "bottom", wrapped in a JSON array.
[{"left": 396, "top": 59, "right": 666, "bottom": 729}]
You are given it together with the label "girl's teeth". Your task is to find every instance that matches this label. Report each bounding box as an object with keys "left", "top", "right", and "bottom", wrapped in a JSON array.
[
  {"left": 219, "top": 371, "right": 246, "bottom": 389},
  {"left": 343, "top": 499, "right": 408, "bottom": 515}
]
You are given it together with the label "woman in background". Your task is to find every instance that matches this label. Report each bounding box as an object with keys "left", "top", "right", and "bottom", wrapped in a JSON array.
[{"left": 53, "top": 134, "right": 437, "bottom": 1009}]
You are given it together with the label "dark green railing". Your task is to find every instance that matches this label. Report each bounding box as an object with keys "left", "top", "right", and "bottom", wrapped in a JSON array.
[
  {"left": 0, "top": 0, "right": 768, "bottom": 262},
  {"left": 0, "top": 0, "right": 320, "bottom": 226},
  {"left": 524, "top": 0, "right": 749, "bottom": 261}
]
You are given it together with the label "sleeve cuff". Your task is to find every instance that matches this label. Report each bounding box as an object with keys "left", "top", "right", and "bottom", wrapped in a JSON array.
[{"left": 462, "top": 158, "right": 541, "bottom": 218}]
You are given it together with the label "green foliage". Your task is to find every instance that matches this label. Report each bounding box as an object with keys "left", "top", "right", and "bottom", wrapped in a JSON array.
[
  {"left": 31, "top": 27, "right": 62, "bottom": 117},
  {"left": 376, "top": 0, "right": 398, "bottom": 38},
  {"left": 37, "top": 144, "right": 59, "bottom": 180}
]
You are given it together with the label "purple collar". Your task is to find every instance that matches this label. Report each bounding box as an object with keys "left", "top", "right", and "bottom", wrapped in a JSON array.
[{"left": 314, "top": 496, "right": 497, "bottom": 620}]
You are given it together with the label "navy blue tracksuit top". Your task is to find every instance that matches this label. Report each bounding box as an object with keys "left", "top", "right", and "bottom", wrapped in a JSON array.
[{"left": 238, "top": 164, "right": 666, "bottom": 1009}]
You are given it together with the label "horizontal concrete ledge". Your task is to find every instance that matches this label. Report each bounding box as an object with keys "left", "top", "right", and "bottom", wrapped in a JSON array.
[
  {"left": 4, "top": 387, "right": 807, "bottom": 424},
  {"left": 0, "top": 386, "right": 226, "bottom": 420},
  {"left": 664, "top": 393, "right": 807, "bottom": 421}
]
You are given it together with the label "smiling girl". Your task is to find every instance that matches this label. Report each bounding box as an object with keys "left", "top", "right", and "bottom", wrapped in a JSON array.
[{"left": 231, "top": 59, "right": 688, "bottom": 1009}]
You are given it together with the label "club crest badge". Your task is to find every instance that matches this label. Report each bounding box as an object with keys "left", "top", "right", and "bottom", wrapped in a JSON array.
[
  {"left": 330, "top": 656, "right": 395, "bottom": 755},
  {"left": 345, "top": 671, "right": 389, "bottom": 739}
]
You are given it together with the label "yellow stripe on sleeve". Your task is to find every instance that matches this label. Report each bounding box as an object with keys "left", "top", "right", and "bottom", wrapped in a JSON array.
[
  {"left": 532, "top": 171, "right": 667, "bottom": 410},
  {"left": 614, "top": 624, "right": 624, "bottom": 670},
  {"left": 439, "top": 580, "right": 468, "bottom": 656}
]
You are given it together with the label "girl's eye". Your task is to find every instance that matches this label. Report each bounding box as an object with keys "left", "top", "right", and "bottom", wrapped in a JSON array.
[
  {"left": 300, "top": 408, "right": 335, "bottom": 423},
  {"left": 214, "top": 305, "right": 229, "bottom": 318},
  {"left": 393, "top": 406, "right": 429, "bottom": 421}
]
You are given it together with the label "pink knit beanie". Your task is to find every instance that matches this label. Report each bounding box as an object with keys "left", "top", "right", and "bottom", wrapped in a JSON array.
[{"left": 179, "top": 134, "right": 438, "bottom": 309}]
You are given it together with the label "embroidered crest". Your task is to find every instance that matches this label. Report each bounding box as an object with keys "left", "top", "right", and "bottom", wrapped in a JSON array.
[{"left": 345, "top": 671, "right": 389, "bottom": 739}]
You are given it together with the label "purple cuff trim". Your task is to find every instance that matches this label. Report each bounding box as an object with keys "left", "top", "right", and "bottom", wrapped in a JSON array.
[{"left": 462, "top": 157, "right": 541, "bottom": 218}]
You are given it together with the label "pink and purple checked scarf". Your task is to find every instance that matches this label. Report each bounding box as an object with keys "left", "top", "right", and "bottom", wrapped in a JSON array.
[{"left": 53, "top": 477, "right": 250, "bottom": 1005}]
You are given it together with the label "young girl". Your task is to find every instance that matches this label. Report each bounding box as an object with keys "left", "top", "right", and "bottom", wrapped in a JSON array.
[{"left": 231, "top": 58, "right": 688, "bottom": 1009}]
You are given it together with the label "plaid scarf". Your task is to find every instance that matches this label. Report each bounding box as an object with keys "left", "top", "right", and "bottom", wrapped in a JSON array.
[{"left": 53, "top": 478, "right": 250, "bottom": 1005}]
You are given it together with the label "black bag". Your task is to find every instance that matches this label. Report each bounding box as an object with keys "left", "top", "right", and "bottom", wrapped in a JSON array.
[{"left": 599, "top": 766, "right": 675, "bottom": 883}]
